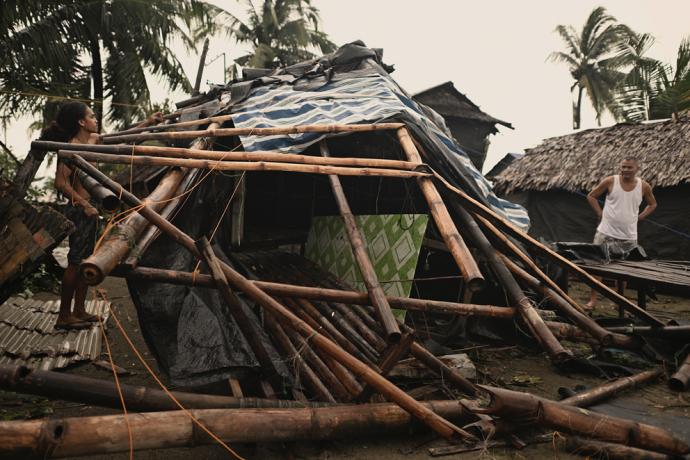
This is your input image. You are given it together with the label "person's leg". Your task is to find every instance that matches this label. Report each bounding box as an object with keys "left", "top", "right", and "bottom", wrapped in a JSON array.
[
  {"left": 57, "top": 264, "right": 79, "bottom": 323},
  {"left": 585, "top": 278, "right": 599, "bottom": 310},
  {"left": 72, "top": 278, "right": 89, "bottom": 317}
]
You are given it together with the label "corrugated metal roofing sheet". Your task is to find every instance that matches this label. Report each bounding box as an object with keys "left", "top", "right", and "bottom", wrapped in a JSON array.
[{"left": 0, "top": 297, "right": 110, "bottom": 371}]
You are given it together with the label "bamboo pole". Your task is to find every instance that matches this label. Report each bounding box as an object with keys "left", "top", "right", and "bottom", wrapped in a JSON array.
[
  {"left": 79, "top": 121, "right": 222, "bottom": 285},
  {"left": 396, "top": 127, "right": 484, "bottom": 291},
  {"left": 0, "top": 365, "right": 321, "bottom": 411},
  {"left": 262, "top": 312, "right": 336, "bottom": 403},
  {"left": 195, "top": 237, "right": 286, "bottom": 393},
  {"left": 560, "top": 368, "right": 663, "bottom": 407},
  {"left": 545, "top": 321, "right": 600, "bottom": 345},
  {"left": 668, "top": 354, "right": 690, "bottom": 392},
  {"left": 474, "top": 213, "right": 588, "bottom": 316},
  {"left": 33, "top": 140, "right": 419, "bottom": 171},
  {"left": 0, "top": 401, "right": 474, "bottom": 458},
  {"left": 357, "top": 332, "right": 415, "bottom": 402},
  {"left": 320, "top": 141, "right": 401, "bottom": 343},
  {"left": 554, "top": 434, "right": 673, "bottom": 460},
  {"left": 80, "top": 169, "right": 186, "bottom": 285},
  {"left": 70, "top": 155, "right": 477, "bottom": 443},
  {"left": 499, "top": 254, "right": 638, "bottom": 349},
  {"left": 100, "top": 113, "right": 236, "bottom": 137},
  {"left": 431, "top": 171, "right": 665, "bottom": 327},
  {"left": 76, "top": 170, "right": 120, "bottom": 211},
  {"left": 111, "top": 265, "right": 516, "bottom": 319},
  {"left": 58, "top": 150, "right": 427, "bottom": 179},
  {"left": 476, "top": 386, "right": 689, "bottom": 456},
  {"left": 447, "top": 199, "right": 572, "bottom": 363},
  {"left": 100, "top": 122, "right": 406, "bottom": 144}
]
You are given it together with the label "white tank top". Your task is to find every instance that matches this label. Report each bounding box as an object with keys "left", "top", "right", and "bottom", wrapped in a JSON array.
[{"left": 597, "top": 175, "right": 643, "bottom": 240}]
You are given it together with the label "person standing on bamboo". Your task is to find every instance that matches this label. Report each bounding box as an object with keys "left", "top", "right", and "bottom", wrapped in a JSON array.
[
  {"left": 42, "top": 101, "right": 162, "bottom": 329},
  {"left": 585, "top": 158, "right": 657, "bottom": 309}
]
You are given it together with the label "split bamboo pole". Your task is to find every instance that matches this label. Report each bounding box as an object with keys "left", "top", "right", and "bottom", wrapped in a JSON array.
[
  {"left": 320, "top": 141, "right": 401, "bottom": 343},
  {"left": 499, "top": 254, "right": 638, "bottom": 349},
  {"left": 448, "top": 200, "right": 572, "bottom": 363},
  {"left": 79, "top": 121, "right": 222, "bottom": 285},
  {"left": 33, "top": 140, "right": 419, "bottom": 171},
  {"left": 58, "top": 150, "right": 426, "bottom": 179},
  {"left": 431, "top": 171, "right": 664, "bottom": 327},
  {"left": 70, "top": 155, "right": 478, "bottom": 443},
  {"left": 668, "top": 354, "right": 690, "bottom": 392},
  {"left": 80, "top": 168, "right": 186, "bottom": 285},
  {"left": 0, "top": 401, "right": 474, "bottom": 458},
  {"left": 111, "top": 265, "right": 516, "bottom": 319},
  {"left": 396, "top": 127, "right": 484, "bottom": 291},
  {"left": 560, "top": 368, "right": 663, "bottom": 407},
  {"left": 100, "top": 122, "right": 405, "bottom": 144},
  {"left": 195, "top": 237, "right": 286, "bottom": 393},
  {"left": 476, "top": 386, "right": 689, "bottom": 456},
  {"left": 0, "top": 365, "right": 320, "bottom": 411}
]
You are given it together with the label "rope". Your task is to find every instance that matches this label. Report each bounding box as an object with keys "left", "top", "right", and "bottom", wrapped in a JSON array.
[
  {"left": 96, "top": 303, "right": 133, "bottom": 460},
  {"left": 104, "top": 299, "right": 245, "bottom": 459}
]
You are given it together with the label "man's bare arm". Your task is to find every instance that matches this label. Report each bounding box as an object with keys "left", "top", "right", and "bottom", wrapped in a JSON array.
[
  {"left": 638, "top": 181, "right": 657, "bottom": 221},
  {"left": 587, "top": 177, "right": 612, "bottom": 220},
  {"left": 55, "top": 162, "right": 98, "bottom": 216}
]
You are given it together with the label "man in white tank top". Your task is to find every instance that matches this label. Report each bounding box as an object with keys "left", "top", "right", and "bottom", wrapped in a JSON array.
[{"left": 584, "top": 158, "right": 657, "bottom": 308}]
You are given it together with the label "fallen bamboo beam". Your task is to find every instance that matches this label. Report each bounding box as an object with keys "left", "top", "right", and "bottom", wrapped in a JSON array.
[
  {"left": 100, "top": 113, "right": 237, "bottom": 137},
  {"left": 0, "top": 365, "right": 321, "bottom": 411},
  {"left": 560, "top": 368, "right": 663, "bottom": 407},
  {"left": 321, "top": 141, "right": 400, "bottom": 343},
  {"left": 500, "top": 254, "right": 638, "bottom": 349},
  {"left": 448, "top": 200, "right": 572, "bottom": 363},
  {"left": 432, "top": 171, "right": 665, "bottom": 327},
  {"left": 58, "top": 150, "right": 427, "bottom": 179},
  {"left": 70, "top": 155, "right": 478, "bottom": 443},
  {"left": 111, "top": 265, "right": 516, "bottom": 319},
  {"left": 100, "top": 122, "right": 406, "bottom": 144},
  {"left": 476, "top": 386, "right": 689, "bottom": 456},
  {"left": 76, "top": 170, "right": 119, "bottom": 211},
  {"left": 554, "top": 434, "right": 673, "bottom": 460},
  {"left": 0, "top": 400, "right": 474, "bottom": 459},
  {"left": 396, "top": 127, "right": 484, "bottom": 291},
  {"left": 32, "top": 140, "right": 419, "bottom": 171},
  {"left": 668, "top": 354, "right": 690, "bottom": 392},
  {"left": 545, "top": 321, "right": 600, "bottom": 345},
  {"left": 607, "top": 324, "right": 690, "bottom": 341}
]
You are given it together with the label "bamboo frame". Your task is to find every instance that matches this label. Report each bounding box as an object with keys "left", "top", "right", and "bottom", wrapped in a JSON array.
[
  {"left": 101, "top": 122, "right": 405, "bottom": 144},
  {"left": 32, "top": 139, "right": 419, "bottom": 170},
  {"left": 396, "top": 127, "right": 484, "bottom": 291},
  {"left": 58, "top": 150, "right": 427, "bottom": 179},
  {"left": 321, "top": 141, "right": 401, "bottom": 343},
  {"left": 69, "top": 155, "right": 478, "bottom": 443}
]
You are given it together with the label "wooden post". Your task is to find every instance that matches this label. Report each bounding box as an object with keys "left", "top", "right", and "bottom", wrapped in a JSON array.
[
  {"left": 192, "top": 38, "right": 210, "bottom": 96},
  {"left": 432, "top": 172, "right": 665, "bottom": 327},
  {"left": 320, "top": 141, "right": 401, "bottom": 343},
  {"left": 70, "top": 155, "right": 477, "bottom": 443},
  {"left": 396, "top": 127, "right": 484, "bottom": 291}
]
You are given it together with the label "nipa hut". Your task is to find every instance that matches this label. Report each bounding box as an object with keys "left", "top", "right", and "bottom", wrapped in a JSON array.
[
  {"left": 492, "top": 117, "right": 690, "bottom": 260},
  {"left": 412, "top": 82, "right": 512, "bottom": 171}
]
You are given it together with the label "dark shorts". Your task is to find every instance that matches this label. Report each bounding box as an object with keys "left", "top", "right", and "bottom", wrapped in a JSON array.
[{"left": 65, "top": 203, "right": 98, "bottom": 265}]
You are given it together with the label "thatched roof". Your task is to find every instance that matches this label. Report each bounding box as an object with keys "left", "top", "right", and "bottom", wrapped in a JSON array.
[
  {"left": 493, "top": 117, "right": 690, "bottom": 194},
  {"left": 413, "top": 82, "right": 512, "bottom": 130}
]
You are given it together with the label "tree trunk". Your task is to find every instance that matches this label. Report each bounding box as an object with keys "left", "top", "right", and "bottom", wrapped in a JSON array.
[
  {"left": 88, "top": 32, "right": 103, "bottom": 131},
  {"left": 573, "top": 85, "right": 583, "bottom": 130}
]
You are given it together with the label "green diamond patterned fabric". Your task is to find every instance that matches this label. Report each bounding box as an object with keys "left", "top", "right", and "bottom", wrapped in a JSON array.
[{"left": 305, "top": 214, "right": 429, "bottom": 319}]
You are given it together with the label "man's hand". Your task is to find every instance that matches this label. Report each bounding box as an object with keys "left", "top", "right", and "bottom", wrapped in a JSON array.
[{"left": 146, "top": 111, "right": 164, "bottom": 126}]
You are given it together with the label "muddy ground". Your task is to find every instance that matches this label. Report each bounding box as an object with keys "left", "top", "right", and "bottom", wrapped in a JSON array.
[{"left": 1, "top": 276, "right": 689, "bottom": 459}]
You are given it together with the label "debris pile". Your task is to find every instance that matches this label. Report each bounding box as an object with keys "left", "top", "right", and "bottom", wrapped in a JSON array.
[{"left": 2, "top": 42, "right": 690, "bottom": 458}]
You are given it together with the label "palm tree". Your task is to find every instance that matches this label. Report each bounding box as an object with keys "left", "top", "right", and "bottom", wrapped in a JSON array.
[
  {"left": 611, "top": 32, "right": 659, "bottom": 121},
  {"left": 0, "top": 1, "right": 218, "bottom": 130},
  {"left": 549, "top": 7, "right": 632, "bottom": 129},
  {"left": 222, "top": 0, "right": 336, "bottom": 70},
  {"left": 614, "top": 36, "right": 690, "bottom": 121}
]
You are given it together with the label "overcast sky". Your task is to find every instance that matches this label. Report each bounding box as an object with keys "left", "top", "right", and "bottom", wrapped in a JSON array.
[{"left": 5, "top": 1, "right": 689, "bottom": 175}]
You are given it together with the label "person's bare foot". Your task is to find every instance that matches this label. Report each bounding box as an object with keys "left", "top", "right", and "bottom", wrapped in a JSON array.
[
  {"left": 584, "top": 301, "right": 596, "bottom": 311},
  {"left": 55, "top": 315, "right": 90, "bottom": 330},
  {"left": 73, "top": 312, "right": 102, "bottom": 323}
]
